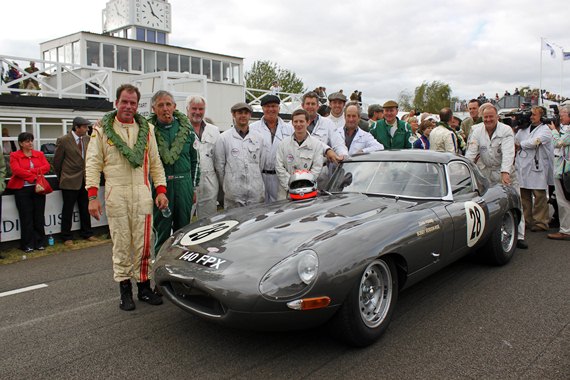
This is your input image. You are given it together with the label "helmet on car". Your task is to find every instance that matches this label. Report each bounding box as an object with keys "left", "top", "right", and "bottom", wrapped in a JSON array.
[{"left": 288, "top": 170, "right": 318, "bottom": 201}]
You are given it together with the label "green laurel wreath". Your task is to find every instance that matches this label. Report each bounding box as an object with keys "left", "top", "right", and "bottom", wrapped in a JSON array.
[
  {"left": 148, "top": 110, "right": 194, "bottom": 165},
  {"left": 102, "top": 111, "right": 149, "bottom": 168}
]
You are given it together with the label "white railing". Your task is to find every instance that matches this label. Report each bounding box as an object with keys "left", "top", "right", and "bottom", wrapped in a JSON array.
[{"left": 1, "top": 55, "right": 114, "bottom": 100}]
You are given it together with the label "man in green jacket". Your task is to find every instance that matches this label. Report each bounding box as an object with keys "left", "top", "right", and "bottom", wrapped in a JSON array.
[
  {"left": 370, "top": 100, "right": 412, "bottom": 149},
  {"left": 148, "top": 90, "right": 200, "bottom": 253}
]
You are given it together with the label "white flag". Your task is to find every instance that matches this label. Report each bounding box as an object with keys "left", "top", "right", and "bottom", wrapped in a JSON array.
[{"left": 542, "top": 40, "right": 556, "bottom": 58}]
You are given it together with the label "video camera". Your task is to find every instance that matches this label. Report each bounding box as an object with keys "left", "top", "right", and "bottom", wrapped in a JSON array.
[
  {"left": 503, "top": 109, "right": 532, "bottom": 130},
  {"left": 541, "top": 104, "right": 560, "bottom": 128}
]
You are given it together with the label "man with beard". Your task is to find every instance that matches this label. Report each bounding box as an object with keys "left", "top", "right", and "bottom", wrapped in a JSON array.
[{"left": 327, "top": 91, "right": 348, "bottom": 129}]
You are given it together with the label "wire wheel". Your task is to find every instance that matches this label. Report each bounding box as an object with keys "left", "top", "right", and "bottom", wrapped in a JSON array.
[
  {"left": 359, "top": 260, "right": 393, "bottom": 328},
  {"left": 501, "top": 211, "right": 516, "bottom": 253}
]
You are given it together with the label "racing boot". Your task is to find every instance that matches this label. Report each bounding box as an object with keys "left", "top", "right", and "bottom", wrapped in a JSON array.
[
  {"left": 119, "top": 280, "right": 136, "bottom": 311},
  {"left": 137, "top": 280, "right": 163, "bottom": 305}
]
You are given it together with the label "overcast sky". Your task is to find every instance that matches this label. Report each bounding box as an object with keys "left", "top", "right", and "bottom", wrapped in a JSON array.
[{"left": 1, "top": 0, "right": 568, "bottom": 105}]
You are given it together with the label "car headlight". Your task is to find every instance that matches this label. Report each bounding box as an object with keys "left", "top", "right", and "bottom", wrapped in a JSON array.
[{"left": 259, "top": 250, "right": 319, "bottom": 300}]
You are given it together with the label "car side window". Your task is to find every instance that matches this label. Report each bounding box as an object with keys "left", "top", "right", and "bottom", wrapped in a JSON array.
[{"left": 448, "top": 162, "right": 474, "bottom": 196}]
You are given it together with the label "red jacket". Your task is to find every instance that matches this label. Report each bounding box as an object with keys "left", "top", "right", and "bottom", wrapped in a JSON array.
[{"left": 7, "top": 150, "right": 51, "bottom": 189}]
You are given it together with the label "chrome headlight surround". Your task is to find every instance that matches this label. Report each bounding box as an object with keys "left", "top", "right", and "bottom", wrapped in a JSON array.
[{"left": 259, "top": 250, "right": 319, "bottom": 300}]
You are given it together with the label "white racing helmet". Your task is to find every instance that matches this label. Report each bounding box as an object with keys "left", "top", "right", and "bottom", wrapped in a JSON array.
[{"left": 288, "top": 170, "right": 318, "bottom": 200}]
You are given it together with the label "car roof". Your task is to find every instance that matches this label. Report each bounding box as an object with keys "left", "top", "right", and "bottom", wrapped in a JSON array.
[{"left": 347, "top": 150, "right": 468, "bottom": 165}]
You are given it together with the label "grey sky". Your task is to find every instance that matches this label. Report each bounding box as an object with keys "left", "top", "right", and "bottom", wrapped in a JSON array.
[{"left": 1, "top": 0, "right": 568, "bottom": 105}]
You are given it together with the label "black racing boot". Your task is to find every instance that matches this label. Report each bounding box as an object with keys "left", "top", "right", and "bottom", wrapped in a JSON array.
[
  {"left": 119, "top": 280, "right": 136, "bottom": 311},
  {"left": 137, "top": 280, "right": 163, "bottom": 305}
]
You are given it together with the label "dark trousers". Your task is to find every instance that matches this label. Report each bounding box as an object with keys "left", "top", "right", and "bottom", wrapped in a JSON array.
[
  {"left": 14, "top": 186, "right": 46, "bottom": 250},
  {"left": 60, "top": 187, "right": 93, "bottom": 241}
]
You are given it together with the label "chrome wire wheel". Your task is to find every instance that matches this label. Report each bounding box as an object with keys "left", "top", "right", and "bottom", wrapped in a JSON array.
[
  {"left": 501, "top": 211, "right": 516, "bottom": 252},
  {"left": 359, "top": 259, "right": 393, "bottom": 328}
]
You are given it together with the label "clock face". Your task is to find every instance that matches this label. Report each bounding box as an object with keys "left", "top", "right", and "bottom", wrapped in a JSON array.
[
  {"left": 135, "top": 0, "right": 171, "bottom": 31},
  {"left": 103, "top": 0, "right": 130, "bottom": 32}
]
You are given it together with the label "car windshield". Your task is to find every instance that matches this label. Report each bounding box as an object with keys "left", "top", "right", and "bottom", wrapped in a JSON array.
[{"left": 328, "top": 161, "right": 447, "bottom": 199}]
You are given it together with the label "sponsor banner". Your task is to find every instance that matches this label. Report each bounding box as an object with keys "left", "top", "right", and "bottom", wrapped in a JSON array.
[{"left": 1, "top": 187, "right": 109, "bottom": 242}]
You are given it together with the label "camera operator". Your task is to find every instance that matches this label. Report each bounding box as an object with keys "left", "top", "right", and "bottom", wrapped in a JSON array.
[
  {"left": 546, "top": 104, "right": 570, "bottom": 240},
  {"left": 515, "top": 106, "right": 554, "bottom": 232}
]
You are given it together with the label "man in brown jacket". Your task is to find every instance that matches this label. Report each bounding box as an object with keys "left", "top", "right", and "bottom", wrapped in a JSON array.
[{"left": 54, "top": 116, "right": 97, "bottom": 245}]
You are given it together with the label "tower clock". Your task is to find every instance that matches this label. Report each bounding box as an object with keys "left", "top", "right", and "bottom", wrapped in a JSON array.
[{"left": 102, "top": 0, "right": 172, "bottom": 34}]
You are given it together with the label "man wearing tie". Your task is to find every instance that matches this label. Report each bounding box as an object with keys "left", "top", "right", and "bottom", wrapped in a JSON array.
[{"left": 54, "top": 116, "right": 97, "bottom": 245}]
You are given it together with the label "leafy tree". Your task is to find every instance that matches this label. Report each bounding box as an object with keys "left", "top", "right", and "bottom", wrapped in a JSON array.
[
  {"left": 245, "top": 60, "right": 305, "bottom": 100},
  {"left": 412, "top": 81, "right": 452, "bottom": 113}
]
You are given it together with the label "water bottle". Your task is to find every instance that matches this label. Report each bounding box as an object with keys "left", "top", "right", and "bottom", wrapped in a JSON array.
[
  {"left": 161, "top": 206, "right": 172, "bottom": 218},
  {"left": 48, "top": 232, "right": 55, "bottom": 246}
]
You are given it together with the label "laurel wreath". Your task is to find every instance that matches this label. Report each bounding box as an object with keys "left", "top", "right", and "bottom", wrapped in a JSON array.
[
  {"left": 148, "top": 110, "right": 194, "bottom": 165},
  {"left": 102, "top": 111, "right": 149, "bottom": 168}
]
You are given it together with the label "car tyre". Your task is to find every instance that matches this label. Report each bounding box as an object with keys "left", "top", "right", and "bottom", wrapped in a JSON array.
[
  {"left": 483, "top": 209, "right": 517, "bottom": 266},
  {"left": 330, "top": 256, "right": 398, "bottom": 347}
]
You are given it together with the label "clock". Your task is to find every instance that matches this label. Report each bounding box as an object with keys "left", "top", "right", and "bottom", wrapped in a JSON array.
[
  {"left": 103, "top": 0, "right": 130, "bottom": 32},
  {"left": 135, "top": 0, "right": 171, "bottom": 31}
]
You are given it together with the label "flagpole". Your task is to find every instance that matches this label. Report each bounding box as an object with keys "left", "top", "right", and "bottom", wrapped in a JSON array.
[{"left": 537, "top": 37, "right": 544, "bottom": 106}]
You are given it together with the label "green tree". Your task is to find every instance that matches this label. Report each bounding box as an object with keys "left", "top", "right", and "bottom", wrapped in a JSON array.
[
  {"left": 244, "top": 60, "right": 305, "bottom": 100},
  {"left": 412, "top": 81, "right": 452, "bottom": 113}
]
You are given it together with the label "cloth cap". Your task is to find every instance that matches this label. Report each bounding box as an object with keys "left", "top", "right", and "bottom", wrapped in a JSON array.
[
  {"left": 260, "top": 95, "right": 280, "bottom": 106},
  {"left": 382, "top": 100, "right": 398, "bottom": 108},
  {"left": 73, "top": 116, "right": 93, "bottom": 127},
  {"left": 328, "top": 92, "right": 347, "bottom": 102},
  {"left": 231, "top": 102, "right": 253, "bottom": 113},
  {"left": 368, "top": 104, "right": 383, "bottom": 113}
]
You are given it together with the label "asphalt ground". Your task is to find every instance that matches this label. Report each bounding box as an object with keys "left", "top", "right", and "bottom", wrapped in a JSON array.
[{"left": 0, "top": 230, "right": 568, "bottom": 379}]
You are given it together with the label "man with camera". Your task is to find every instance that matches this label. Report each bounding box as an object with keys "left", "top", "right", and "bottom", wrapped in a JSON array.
[
  {"left": 547, "top": 104, "right": 570, "bottom": 240},
  {"left": 515, "top": 106, "right": 554, "bottom": 232}
]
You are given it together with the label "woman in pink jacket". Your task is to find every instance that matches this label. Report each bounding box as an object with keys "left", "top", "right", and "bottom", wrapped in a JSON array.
[{"left": 7, "top": 132, "right": 51, "bottom": 253}]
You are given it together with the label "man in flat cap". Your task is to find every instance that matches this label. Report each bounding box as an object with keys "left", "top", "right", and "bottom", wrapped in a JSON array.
[
  {"left": 250, "top": 94, "right": 293, "bottom": 203},
  {"left": 215, "top": 102, "right": 266, "bottom": 209},
  {"left": 54, "top": 116, "right": 97, "bottom": 246},
  {"left": 370, "top": 100, "right": 412, "bottom": 149},
  {"left": 327, "top": 92, "right": 348, "bottom": 129},
  {"left": 368, "top": 104, "right": 384, "bottom": 130}
]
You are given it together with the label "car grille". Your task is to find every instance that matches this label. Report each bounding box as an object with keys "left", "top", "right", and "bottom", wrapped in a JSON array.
[{"left": 162, "top": 280, "right": 227, "bottom": 317}]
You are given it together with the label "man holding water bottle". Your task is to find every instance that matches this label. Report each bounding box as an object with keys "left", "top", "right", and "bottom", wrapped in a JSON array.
[{"left": 148, "top": 90, "right": 200, "bottom": 254}]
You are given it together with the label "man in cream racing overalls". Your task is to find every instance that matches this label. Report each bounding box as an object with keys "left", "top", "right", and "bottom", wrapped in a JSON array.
[{"left": 86, "top": 84, "right": 168, "bottom": 311}]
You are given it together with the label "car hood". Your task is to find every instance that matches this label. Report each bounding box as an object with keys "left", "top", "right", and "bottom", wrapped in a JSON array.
[{"left": 159, "top": 193, "right": 416, "bottom": 265}]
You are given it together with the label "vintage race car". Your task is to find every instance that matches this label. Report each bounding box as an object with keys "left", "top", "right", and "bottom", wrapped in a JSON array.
[{"left": 153, "top": 151, "right": 521, "bottom": 347}]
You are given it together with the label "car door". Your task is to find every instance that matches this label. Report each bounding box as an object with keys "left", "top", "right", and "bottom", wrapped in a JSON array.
[{"left": 443, "top": 161, "right": 489, "bottom": 262}]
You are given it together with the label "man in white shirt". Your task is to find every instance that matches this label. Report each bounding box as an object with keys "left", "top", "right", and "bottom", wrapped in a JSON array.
[{"left": 338, "top": 102, "right": 383, "bottom": 156}]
